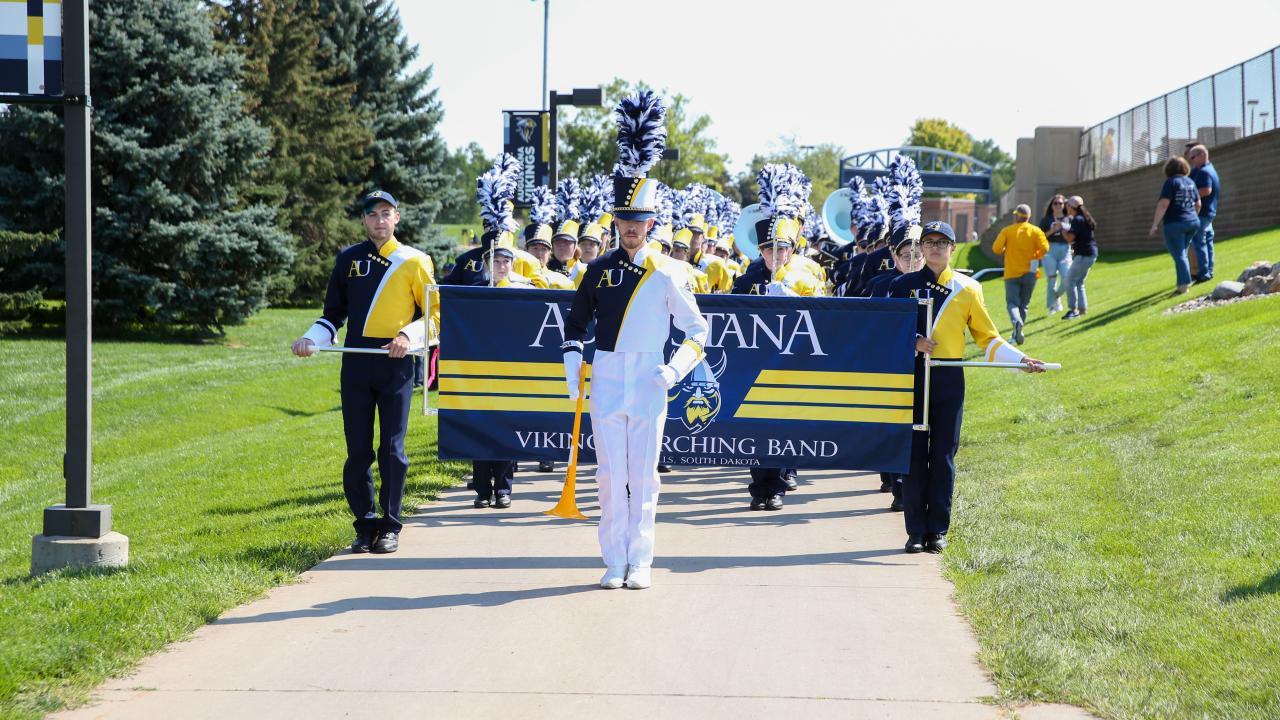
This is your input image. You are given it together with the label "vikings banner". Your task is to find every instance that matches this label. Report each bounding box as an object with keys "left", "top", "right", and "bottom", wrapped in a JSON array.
[{"left": 437, "top": 287, "right": 919, "bottom": 473}]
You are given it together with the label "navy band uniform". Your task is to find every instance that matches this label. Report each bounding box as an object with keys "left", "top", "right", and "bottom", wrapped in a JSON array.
[{"left": 300, "top": 192, "right": 434, "bottom": 539}]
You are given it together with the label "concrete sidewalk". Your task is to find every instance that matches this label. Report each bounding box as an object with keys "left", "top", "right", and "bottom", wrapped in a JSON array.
[{"left": 58, "top": 466, "right": 1074, "bottom": 719}]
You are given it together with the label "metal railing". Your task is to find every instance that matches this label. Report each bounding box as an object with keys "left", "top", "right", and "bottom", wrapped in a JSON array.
[{"left": 1078, "top": 45, "right": 1278, "bottom": 181}]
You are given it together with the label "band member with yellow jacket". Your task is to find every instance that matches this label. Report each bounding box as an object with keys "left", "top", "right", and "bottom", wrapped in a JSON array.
[
  {"left": 730, "top": 163, "right": 819, "bottom": 509},
  {"left": 522, "top": 185, "right": 575, "bottom": 291},
  {"left": 888, "top": 220, "right": 1046, "bottom": 554}
]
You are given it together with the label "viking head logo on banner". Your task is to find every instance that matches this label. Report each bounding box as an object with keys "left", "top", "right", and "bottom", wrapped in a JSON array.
[
  {"left": 667, "top": 349, "right": 727, "bottom": 434},
  {"left": 516, "top": 117, "right": 536, "bottom": 143}
]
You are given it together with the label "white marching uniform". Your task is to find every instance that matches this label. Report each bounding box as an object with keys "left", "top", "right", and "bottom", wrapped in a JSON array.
[{"left": 562, "top": 243, "right": 708, "bottom": 572}]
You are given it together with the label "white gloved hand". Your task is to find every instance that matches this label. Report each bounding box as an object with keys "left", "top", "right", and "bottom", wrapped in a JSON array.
[
  {"left": 767, "top": 280, "right": 797, "bottom": 297},
  {"left": 652, "top": 364, "right": 678, "bottom": 390},
  {"left": 563, "top": 351, "right": 583, "bottom": 401},
  {"left": 1060, "top": 219, "right": 1071, "bottom": 233}
]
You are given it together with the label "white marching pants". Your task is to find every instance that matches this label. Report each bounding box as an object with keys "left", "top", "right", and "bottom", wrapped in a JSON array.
[{"left": 589, "top": 349, "right": 667, "bottom": 570}]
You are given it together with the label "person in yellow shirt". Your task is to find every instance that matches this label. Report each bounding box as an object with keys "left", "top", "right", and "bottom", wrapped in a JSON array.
[
  {"left": 669, "top": 228, "right": 711, "bottom": 293},
  {"left": 522, "top": 188, "right": 576, "bottom": 291},
  {"left": 991, "top": 203, "right": 1050, "bottom": 345},
  {"left": 888, "top": 220, "right": 1046, "bottom": 554}
]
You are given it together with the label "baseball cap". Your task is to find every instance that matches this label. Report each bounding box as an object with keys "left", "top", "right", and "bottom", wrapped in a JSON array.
[{"left": 361, "top": 190, "right": 398, "bottom": 211}]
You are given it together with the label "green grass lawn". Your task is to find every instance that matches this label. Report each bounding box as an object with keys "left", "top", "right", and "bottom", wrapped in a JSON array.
[
  {"left": 0, "top": 308, "right": 465, "bottom": 719},
  {"left": 950, "top": 227, "right": 1280, "bottom": 719}
]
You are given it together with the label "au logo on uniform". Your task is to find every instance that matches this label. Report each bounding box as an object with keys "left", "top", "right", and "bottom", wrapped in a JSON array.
[
  {"left": 596, "top": 269, "right": 625, "bottom": 288},
  {"left": 348, "top": 260, "right": 371, "bottom": 278},
  {"left": 464, "top": 258, "right": 485, "bottom": 273},
  {"left": 667, "top": 350, "right": 727, "bottom": 434}
]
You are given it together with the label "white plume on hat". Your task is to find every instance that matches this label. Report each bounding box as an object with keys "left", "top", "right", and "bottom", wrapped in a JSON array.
[
  {"left": 476, "top": 153, "right": 520, "bottom": 233},
  {"left": 528, "top": 185, "right": 556, "bottom": 226},
  {"left": 555, "top": 178, "right": 581, "bottom": 224},
  {"left": 614, "top": 90, "right": 667, "bottom": 178},
  {"left": 757, "top": 163, "right": 810, "bottom": 220}
]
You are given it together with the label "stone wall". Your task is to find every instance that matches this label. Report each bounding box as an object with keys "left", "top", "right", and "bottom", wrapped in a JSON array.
[{"left": 1056, "top": 128, "right": 1280, "bottom": 252}]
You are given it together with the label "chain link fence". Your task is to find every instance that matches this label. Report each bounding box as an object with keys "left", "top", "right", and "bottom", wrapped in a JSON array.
[{"left": 1078, "top": 45, "right": 1278, "bottom": 181}]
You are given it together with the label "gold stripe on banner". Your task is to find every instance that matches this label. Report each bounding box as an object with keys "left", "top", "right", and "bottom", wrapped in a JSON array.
[
  {"left": 439, "top": 377, "right": 587, "bottom": 396},
  {"left": 439, "top": 360, "right": 592, "bottom": 379},
  {"left": 735, "top": 403, "right": 913, "bottom": 425},
  {"left": 439, "top": 394, "right": 587, "bottom": 413},
  {"left": 742, "top": 386, "right": 912, "bottom": 408},
  {"left": 753, "top": 369, "right": 913, "bottom": 389}
]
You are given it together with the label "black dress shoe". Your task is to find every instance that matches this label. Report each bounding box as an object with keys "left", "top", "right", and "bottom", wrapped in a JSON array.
[
  {"left": 926, "top": 534, "right": 948, "bottom": 553},
  {"left": 889, "top": 497, "right": 903, "bottom": 512},
  {"left": 493, "top": 494, "right": 511, "bottom": 509},
  {"left": 879, "top": 479, "right": 892, "bottom": 493},
  {"left": 905, "top": 535, "right": 925, "bottom": 553},
  {"left": 749, "top": 497, "right": 766, "bottom": 511},
  {"left": 657, "top": 464, "right": 672, "bottom": 473},
  {"left": 538, "top": 461, "right": 554, "bottom": 473},
  {"left": 351, "top": 532, "right": 375, "bottom": 554},
  {"left": 782, "top": 475, "right": 798, "bottom": 491},
  {"left": 473, "top": 496, "right": 491, "bottom": 508},
  {"left": 764, "top": 495, "right": 784, "bottom": 511},
  {"left": 371, "top": 532, "right": 399, "bottom": 554}
]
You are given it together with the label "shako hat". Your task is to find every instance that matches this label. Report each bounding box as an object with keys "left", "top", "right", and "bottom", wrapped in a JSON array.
[{"left": 612, "top": 90, "right": 667, "bottom": 220}]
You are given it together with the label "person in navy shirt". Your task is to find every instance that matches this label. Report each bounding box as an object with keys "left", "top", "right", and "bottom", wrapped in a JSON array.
[
  {"left": 1149, "top": 157, "right": 1201, "bottom": 295},
  {"left": 1186, "top": 144, "right": 1220, "bottom": 282}
]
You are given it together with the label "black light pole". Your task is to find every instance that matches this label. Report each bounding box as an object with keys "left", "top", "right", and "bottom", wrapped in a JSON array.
[
  {"left": 548, "top": 87, "right": 603, "bottom": 185},
  {"left": 32, "top": 0, "right": 127, "bottom": 574}
]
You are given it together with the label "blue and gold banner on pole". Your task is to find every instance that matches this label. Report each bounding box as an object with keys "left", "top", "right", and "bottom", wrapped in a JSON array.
[
  {"left": 0, "top": 1, "right": 62, "bottom": 98},
  {"left": 438, "top": 286, "right": 918, "bottom": 473}
]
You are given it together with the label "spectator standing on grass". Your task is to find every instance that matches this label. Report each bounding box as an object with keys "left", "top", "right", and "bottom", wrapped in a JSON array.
[
  {"left": 1061, "top": 196, "right": 1097, "bottom": 320},
  {"left": 1038, "top": 194, "right": 1072, "bottom": 313},
  {"left": 991, "top": 204, "right": 1048, "bottom": 345},
  {"left": 1186, "top": 144, "right": 1219, "bottom": 283},
  {"left": 1148, "top": 157, "right": 1201, "bottom": 296}
]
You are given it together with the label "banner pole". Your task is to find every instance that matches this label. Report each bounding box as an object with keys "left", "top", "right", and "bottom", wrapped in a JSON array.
[
  {"left": 917, "top": 296, "right": 934, "bottom": 433},
  {"left": 930, "top": 360, "right": 1062, "bottom": 370}
]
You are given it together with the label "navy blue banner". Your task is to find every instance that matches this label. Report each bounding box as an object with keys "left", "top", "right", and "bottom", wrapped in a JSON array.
[{"left": 438, "top": 286, "right": 918, "bottom": 472}]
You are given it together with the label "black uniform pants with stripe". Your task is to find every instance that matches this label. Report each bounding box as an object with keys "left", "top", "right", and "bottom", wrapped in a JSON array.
[
  {"left": 904, "top": 365, "right": 965, "bottom": 537},
  {"left": 341, "top": 353, "right": 414, "bottom": 535},
  {"left": 472, "top": 460, "right": 515, "bottom": 499},
  {"left": 749, "top": 469, "right": 789, "bottom": 499}
]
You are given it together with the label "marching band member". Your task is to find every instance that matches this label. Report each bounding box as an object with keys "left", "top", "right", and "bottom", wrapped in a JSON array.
[
  {"left": 670, "top": 189, "right": 711, "bottom": 293},
  {"left": 888, "top": 220, "right": 1046, "bottom": 554},
  {"left": 442, "top": 155, "right": 545, "bottom": 288},
  {"left": 574, "top": 174, "right": 614, "bottom": 286},
  {"left": 548, "top": 178, "right": 583, "bottom": 282},
  {"left": 471, "top": 243, "right": 521, "bottom": 509},
  {"left": 562, "top": 91, "right": 709, "bottom": 590},
  {"left": 731, "top": 163, "right": 819, "bottom": 509},
  {"left": 290, "top": 190, "right": 435, "bottom": 555},
  {"left": 522, "top": 185, "right": 575, "bottom": 291},
  {"left": 866, "top": 232, "right": 927, "bottom": 510},
  {"left": 837, "top": 176, "right": 891, "bottom": 297},
  {"left": 854, "top": 157, "right": 920, "bottom": 297}
]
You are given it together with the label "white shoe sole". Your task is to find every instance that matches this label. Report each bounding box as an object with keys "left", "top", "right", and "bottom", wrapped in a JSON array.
[{"left": 600, "top": 578, "right": 624, "bottom": 589}]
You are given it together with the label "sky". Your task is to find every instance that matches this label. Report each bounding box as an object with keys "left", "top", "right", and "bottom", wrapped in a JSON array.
[{"left": 397, "top": 0, "right": 1280, "bottom": 172}]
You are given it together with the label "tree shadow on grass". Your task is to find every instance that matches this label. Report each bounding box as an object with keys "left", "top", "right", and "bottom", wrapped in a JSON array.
[{"left": 1222, "top": 570, "right": 1280, "bottom": 603}]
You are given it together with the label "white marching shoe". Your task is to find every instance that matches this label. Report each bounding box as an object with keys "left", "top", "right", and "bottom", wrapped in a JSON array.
[
  {"left": 624, "top": 566, "right": 651, "bottom": 589},
  {"left": 600, "top": 566, "right": 626, "bottom": 589}
]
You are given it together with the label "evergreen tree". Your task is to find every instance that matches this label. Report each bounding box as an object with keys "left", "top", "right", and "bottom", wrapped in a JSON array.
[
  {"left": 316, "top": 0, "right": 452, "bottom": 262},
  {"left": 0, "top": 230, "right": 59, "bottom": 334},
  {"left": 213, "top": 0, "right": 372, "bottom": 302},
  {"left": 0, "top": 0, "right": 293, "bottom": 331},
  {"left": 436, "top": 142, "right": 489, "bottom": 225}
]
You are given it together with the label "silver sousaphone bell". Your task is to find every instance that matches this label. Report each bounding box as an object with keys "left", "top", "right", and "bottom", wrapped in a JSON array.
[
  {"left": 731, "top": 203, "right": 766, "bottom": 261},
  {"left": 821, "top": 187, "right": 855, "bottom": 245}
]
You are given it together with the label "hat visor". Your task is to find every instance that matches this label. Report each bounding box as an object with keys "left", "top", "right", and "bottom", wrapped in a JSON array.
[
  {"left": 613, "top": 209, "right": 657, "bottom": 221},
  {"left": 362, "top": 199, "right": 397, "bottom": 211},
  {"left": 552, "top": 233, "right": 578, "bottom": 242}
]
